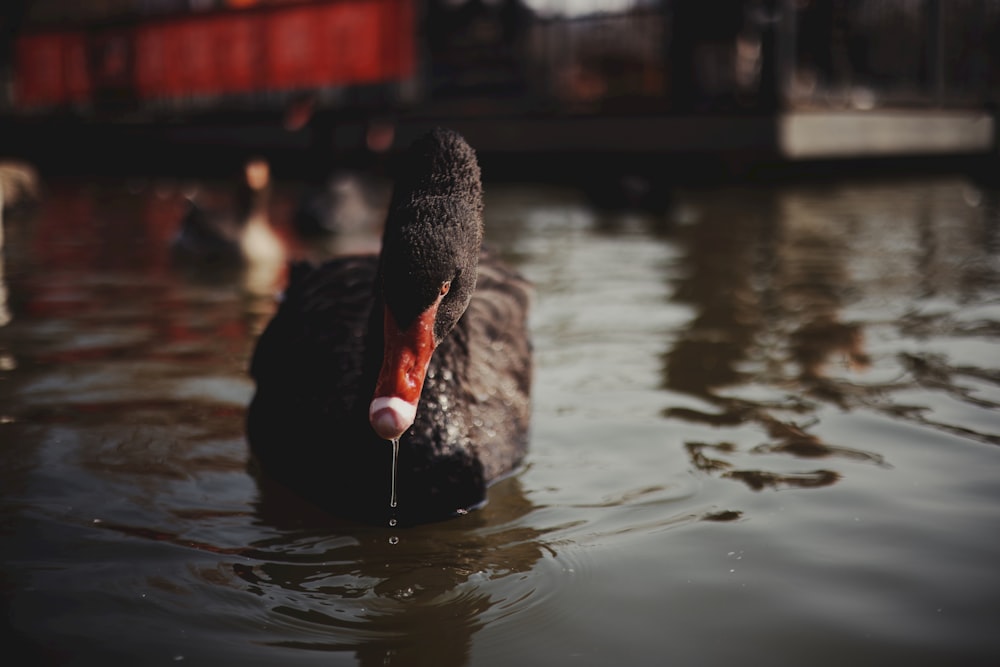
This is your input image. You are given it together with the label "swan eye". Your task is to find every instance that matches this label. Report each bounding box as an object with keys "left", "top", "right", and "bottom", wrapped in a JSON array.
[{"left": 439, "top": 281, "right": 451, "bottom": 297}]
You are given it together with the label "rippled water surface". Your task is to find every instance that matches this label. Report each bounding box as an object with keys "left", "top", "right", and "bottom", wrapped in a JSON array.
[{"left": 2, "top": 172, "right": 999, "bottom": 666}]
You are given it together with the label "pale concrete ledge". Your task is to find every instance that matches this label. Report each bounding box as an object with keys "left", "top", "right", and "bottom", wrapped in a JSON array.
[{"left": 779, "top": 110, "right": 995, "bottom": 159}]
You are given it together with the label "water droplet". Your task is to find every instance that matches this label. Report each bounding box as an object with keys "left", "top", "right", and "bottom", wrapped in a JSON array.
[
  {"left": 389, "top": 438, "right": 399, "bottom": 509},
  {"left": 388, "top": 518, "right": 397, "bottom": 527},
  {"left": 388, "top": 536, "right": 399, "bottom": 545}
]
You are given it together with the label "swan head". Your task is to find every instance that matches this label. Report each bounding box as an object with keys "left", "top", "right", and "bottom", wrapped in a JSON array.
[{"left": 369, "top": 129, "right": 483, "bottom": 441}]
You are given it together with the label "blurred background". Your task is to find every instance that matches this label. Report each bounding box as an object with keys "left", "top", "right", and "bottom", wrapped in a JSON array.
[
  {"left": 2, "top": 5, "right": 1000, "bottom": 665},
  {"left": 0, "top": 0, "right": 997, "bottom": 180}
]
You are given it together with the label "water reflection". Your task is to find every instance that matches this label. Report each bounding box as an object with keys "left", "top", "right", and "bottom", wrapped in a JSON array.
[
  {"left": 2, "top": 172, "right": 999, "bottom": 665},
  {"left": 85, "top": 473, "right": 547, "bottom": 667},
  {"left": 237, "top": 476, "right": 545, "bottom": 666},
  {"left": 0, "top": 178, "right": 272, "bottom": 517},
  {"left": 664, "top": 177, "right": 1000, "bottom": 489}
]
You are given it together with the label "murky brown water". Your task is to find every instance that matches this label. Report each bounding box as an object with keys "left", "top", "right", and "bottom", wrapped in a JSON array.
[{"left": 1, "top": 171, "right": 999, "bottom": 666}]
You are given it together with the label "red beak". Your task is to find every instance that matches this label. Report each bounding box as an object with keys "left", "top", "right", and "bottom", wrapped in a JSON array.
[{"left": 369, "top": 296, "right": 442, "bottom": 440}]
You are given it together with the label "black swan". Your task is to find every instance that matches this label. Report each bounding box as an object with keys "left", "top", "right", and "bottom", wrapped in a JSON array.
[{"left": 246, "top": 129, "right": 532, "bottom": 525}]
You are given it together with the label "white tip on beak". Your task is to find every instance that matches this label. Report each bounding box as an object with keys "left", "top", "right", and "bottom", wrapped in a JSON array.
[{"left": 369, "top": 396, "right": 418, "bottom": 440}]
